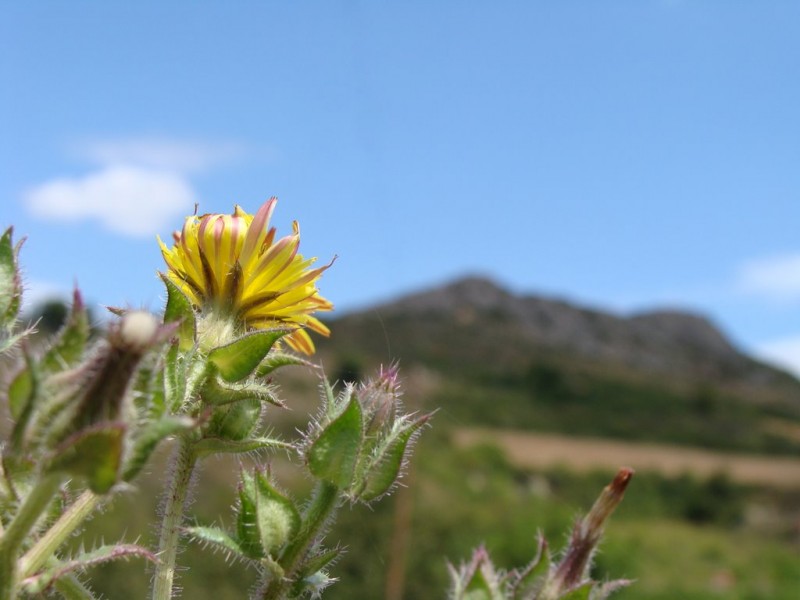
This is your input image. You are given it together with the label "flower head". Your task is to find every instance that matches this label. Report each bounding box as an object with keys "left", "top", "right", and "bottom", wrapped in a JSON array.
[{"left": 158, "top": 198, "right": 333, "bottom": 354}]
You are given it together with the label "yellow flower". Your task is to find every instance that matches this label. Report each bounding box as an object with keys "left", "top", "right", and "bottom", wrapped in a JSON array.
[{"left": 158, "top": 198, "right": 333, "bottom": 355}]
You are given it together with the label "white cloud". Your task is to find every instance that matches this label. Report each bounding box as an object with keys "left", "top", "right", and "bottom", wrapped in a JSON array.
[
  {"left": 754, "top": 335, "right": 800, "bottom": 379},
  {"left": 24, "top": 165, "right": 195, "bottom": 237},
  {"left": 73, "top": 136, "right": 247, "bottom": 172},
  {"left": 736, "top": 254, "right": 800, "bottom": 303}
]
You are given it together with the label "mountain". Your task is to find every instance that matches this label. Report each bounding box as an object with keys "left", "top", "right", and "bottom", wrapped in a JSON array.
[
  {"left": 316, "top": 276, "right": 800, "bottom": 447},
  {"left": 319, "top": 276, "right": 796, "bottom": 391}
]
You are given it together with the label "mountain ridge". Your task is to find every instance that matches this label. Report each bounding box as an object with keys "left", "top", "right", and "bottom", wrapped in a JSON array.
[{"left": 321, "top": 275, "right": 798, "bottom": 394}]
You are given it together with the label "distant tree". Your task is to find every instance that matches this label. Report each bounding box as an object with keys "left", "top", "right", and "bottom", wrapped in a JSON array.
[{"left": 29, "top": 299, "right": 69, "bottom": 335}]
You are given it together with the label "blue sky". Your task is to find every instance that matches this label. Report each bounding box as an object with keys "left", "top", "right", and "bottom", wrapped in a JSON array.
[{"left": 2, "top": 2, "right": 800, "bottom": 374}]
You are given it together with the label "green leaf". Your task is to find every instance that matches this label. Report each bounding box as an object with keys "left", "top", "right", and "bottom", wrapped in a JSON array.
[
  {"left": 257, "top": 352, "right": 317, "bottom": 377},
  {"left": 20, "top": 544, "right": 156, "bottom": 595},
  {"left": 562, "top": 581, "right": 594, "bottom": 600},
  {"left": 163, "top": 342, "right": 184, "bottom": 413},
  {"left": 307, "top": 396, "right": 362, "bottom": 489},
  {"left": 161, "top": 274, "right": 196, "bottom": 351},
  {"left": 253, "top": 470, "right": 300, "bottom": 555},
  {"left": 8, "top": 364, "right": 34, "bottom": 420},
  {"left": 358, "top": 416, "right": 428, "bottom": 502},
  {"left": 0, "top": 227, "right": 22, "bottom": 328},
  {"left": 194, "top": 436, "right": 291, "bottom": 457},
  {"left": 511, "top": 535, "right": 550, "bottom": 600},
  {"left": 201, "top": 376, "right": 283, "bottom": 408},
  {"left": 122, "top": 416, "right": 195, "bottom": 481},
  {"left": 41, "top": 289, "right": 89, "bottom": 373},
  {"left": 209, "top": 330, "right": 289, "bottom": 382},
  {"left": 184, "top": 526, "right": 249, "bottom": 561},
  {"left": 10, "top": 348, "right": 41, "bottom": 450},
  {"left": 236, "top": 473, "right": 265, "bottom": 559},
  {"left": 295, "top": 547, "right": 341, "bottom": 581},
  {"left": 208, "top": 397, "right": 262, "bottom": 441},
  {"left": 48, "top": 424, "right": 125, "bottom": 494}
]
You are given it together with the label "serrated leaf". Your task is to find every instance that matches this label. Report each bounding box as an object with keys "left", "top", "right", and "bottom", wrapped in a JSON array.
[
  {"left": 253, "top": 470, "right": 300, "bottom": 555},
  {"left": 20, "top": 544, "right": 156, "bottom": 595},
  {"left": 161, "top": 274, "right": 196, "bottom": 351},
  {"left": 236, "top": 473, "right": 265, "bottom": 559},
  {"left": 209, "top": 330, "right": 289, "bottom": 382},
  {"left": 123, "top": 416, "right": 195, "bottom": 481},
  {"left": 358, "top": 416, "right": 428, "bottom": 502},
  {"left": 41, "top": 289, "right": 89, "bottom": 373},
  {"left": 49, "top": 424, "right": 125, "bottom": 493},
  {"left": 194, "top": 436, "right": 291, "bottom": 457},
  {"left": 184, "top": 526, "right": 249, "bottom": 561},
  {"left": 257, "top": 352, "right": 317, "bottom": 377},
  {"left": 308, "top": 396, "right": 362, "bottom": 489}
]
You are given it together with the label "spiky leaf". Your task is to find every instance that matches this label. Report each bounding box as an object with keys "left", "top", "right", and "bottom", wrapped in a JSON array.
[
  {"left": 307, "top": 396, "right": 362, "bottom": 489},
  {"left": 8, "top": 362, "right": 35, "bottom": 421},
  {"left": 161, "top": 274, "right": 196, "bottom": 351},
  {"left": 0, "top": 227, "right": 22, "bottom": 328},
  {"left": 562, "top": 581, "right": 594, "bottom": 600},
  {"left": 194, "top": 436, "right": 291, "bottom": 457},
  {"left": 184, "top": 526, "right": 250, "bottom": 562},
  {"left": 20, "top": 544, "right": 156, "bottom": 595},
  {"left": 236, "top": 473, "right": 265, "bottom": 559},
  {"left": 511, "top": 535, "right": 550, "bottom": 600},
  {"left": 41, "top": 289, "right": 89, "bottom": 373},
  {"left": 208, "top": 397, "right": 262, "bottom": 441},
  {"left": 257, "top": 352, "right": 317, "bottom": 377},
  {"left": 253, "top": 470, "right": 301, "bottom": 555},
  {"left": 123, "top": 416, "right": 195, "bottom": 481},
  {"left": 201, "top": 376, "right": 283, "bottom": 408},
  {"left": 209, "top": 330, "right": 288, "bottom": 382}
]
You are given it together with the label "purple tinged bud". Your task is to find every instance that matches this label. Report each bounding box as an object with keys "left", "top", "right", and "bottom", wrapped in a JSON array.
[{"left": 551, "top": 467, "right": 634, "bottom": 591}]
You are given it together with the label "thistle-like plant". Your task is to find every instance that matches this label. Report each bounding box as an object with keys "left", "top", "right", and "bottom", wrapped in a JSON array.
[{"left": 448, "top": 468, "right": 635, "bottom": 600}]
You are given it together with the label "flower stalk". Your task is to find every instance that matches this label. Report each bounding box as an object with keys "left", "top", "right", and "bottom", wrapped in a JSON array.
[
  {"left": 260, "top": 481, "right": 341, "bottom": 600},
  {"left": 19, "top": 490, "right": 101, "bottom": 579},
  {"left": 152, "top": 436, "right": 198, "bottom": 600},
  {"left": 0, "top": 473, "right": 64, "bottom": 600}
]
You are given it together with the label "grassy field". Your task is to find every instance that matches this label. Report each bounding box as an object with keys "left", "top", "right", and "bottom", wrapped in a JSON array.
[
  {"left": 77, "top": 425, "right": 800, "bottom": 599},
  {"left": 453, "top": 427, "right": 800, "bottom": 488}
]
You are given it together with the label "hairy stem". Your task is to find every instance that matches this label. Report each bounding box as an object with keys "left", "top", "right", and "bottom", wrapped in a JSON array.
[
  {"left": 151, "top": 437, "right": 197, "bottom": 600},
  {"left": 261, "top": 480, "right": 340, "bottom": 600},
  {"left": 0, "top": 473, "right": 63, "bottom": 600},
  {"left": 20, "top": 489, "right": 100, "bottom": 578}
]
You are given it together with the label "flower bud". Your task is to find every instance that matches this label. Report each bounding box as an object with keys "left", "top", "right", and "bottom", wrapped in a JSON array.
[{"left": 71, "top": 311, "right": 173, "bottom": 431}]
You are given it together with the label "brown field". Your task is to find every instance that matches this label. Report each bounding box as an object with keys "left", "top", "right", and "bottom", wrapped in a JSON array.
[{"left": 453, "top": 427, "right": 800, "bottom": 488}]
